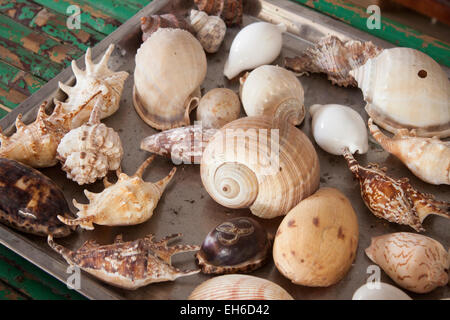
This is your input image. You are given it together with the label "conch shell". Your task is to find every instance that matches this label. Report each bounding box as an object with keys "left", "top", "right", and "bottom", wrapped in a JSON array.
[
  {"left": 366, "top": 233, "right": 449, "bottom": 294},
  {"left": 133, "top": 28, "right": 207, "bottom": 130},
  {"left": 194, "top": 0, "right": 243, "bottom": 26},
  {"left": 350, "top": 47, "right": 450, "bottom": 138},
  {"left": 224, "top": 22, "right": 287, "bottom": 79},
  {"left": 284, "top": 36, "right": 382, "bottom": 87},
  {"left": 200, "top": 116, "right": 320, "bottom": 219},
  {"left": 240, "top": 65, "right": 305, "bottom": 126},
  {"left": 56, "top": 44, "right": 129, "bottom": 128},
  {"left": 57, "top": 105, "right": 123, "bottom": 185},
  {"left": 189, "top": 9, "right": 226, "bottom": 53},
  {"left": 196, "top": 88, "right": 241, "bottom": 129},
  {"left": 141, "top": 14, "right": 191, "bottom": 42},
  {"left": 368, "top": 118, "right": 450, "bottom": 185},
  {"left": 58, "top": 156, "right": 176, "bottom": 230}
]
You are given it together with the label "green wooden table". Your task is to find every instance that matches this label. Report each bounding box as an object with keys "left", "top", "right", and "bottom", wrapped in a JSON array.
[{"left": 0, "top": 0, "right": 448, "bottom": 300}]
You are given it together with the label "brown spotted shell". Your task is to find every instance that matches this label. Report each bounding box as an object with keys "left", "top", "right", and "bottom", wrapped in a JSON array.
[
  {"left": 141, "top": 14, "right": 191, "bottom": 42},
  {"left": 194, "top": 0, "right": 243, "bottom": 26}
]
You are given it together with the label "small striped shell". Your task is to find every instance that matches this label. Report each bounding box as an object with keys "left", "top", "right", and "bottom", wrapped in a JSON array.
[{"left": 188, "top": 274, "right": 293, "bottom": 300}]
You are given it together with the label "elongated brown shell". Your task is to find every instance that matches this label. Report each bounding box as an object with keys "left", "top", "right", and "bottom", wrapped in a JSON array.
[
  {"left": 141, "top": 14, "right": 191, "bottom": 42},
  {"left": 194, "top": 0, "right": 243, "bottom": 26}
]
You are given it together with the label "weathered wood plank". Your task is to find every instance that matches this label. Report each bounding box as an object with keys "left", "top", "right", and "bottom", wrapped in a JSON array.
[
  {"left": 125, "top": 0, "right": 152, "bottom": 8},
  {"left": 80, "top": 0, "right": 140, "bottom": 22},
  {"left": 0, "top": 279, "right": 29, "bottom": 300},
  {"left": 0, "top": 60, "right": 44, "bottom": 97}
]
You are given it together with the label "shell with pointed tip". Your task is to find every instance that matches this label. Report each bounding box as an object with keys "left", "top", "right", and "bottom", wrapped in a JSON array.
[
  {"left": 368, "top": 119, "right": 450, "bottom": 185},
  {"left": 200, "top": 116, "right": 320, "bottom": 219},
  {"left": 196, "top": 88, "right": 241, "bottom": 129},
  {"left": 310, "top": 104, "right": 368, "bottom": 155},
  {"left": 366, "top": 233, "right": 449, "bottom": 294},
  {"left": 188, "top": 274, "right": 293, "bottom": 300},
  {"left": 352, "top": 283, "right": 412, "bottom": 300},
  {"left": 134, "top": 28, "right": 207, "bottom": 130},
  {"left": 141, "top": 14, "right": 191, "bottom": 42},
  {"left": 57, "top": 156, "right": 176, "bottom": 230},
  {"left": 350, "top": 48, "right": 450, "bottom": 138},
  {"left": 189, "top": 10, "right": 226, "bottom": 53},
  {"left": 224, "top": 22, "right": 287, "bottom": 80},
  {"left": 240, "top": 65, "right": 305, "bottom": 125},
  {"left": 56, "top": 44, "right": 129, "bottom": 128},
  {"left": 194, "top": 0, "right": 243, "bottom": 26}
]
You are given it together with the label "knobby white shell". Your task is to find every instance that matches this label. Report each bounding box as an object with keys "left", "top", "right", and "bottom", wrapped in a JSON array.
[
  {"left": 352, "top": 283, "right": 412, "bottom": 300},
  {"left": 188, "top": 274, "right": 294, "bottom": 300},
  {"left": 310, "top": 104, "right": 368, "bottom": 155},
  {"left": 196, "top": 88, "right": 241, "bottom": 129},
  {"left": 350, "top": 48, "right": 450, "bottom": 138},
  {"left": 224, "top": 22, "right": 287, "bottom": 79},
  {"left": 240, "top": 65, "right": 305, "bottom": 125},
  {"left": 189, "top": 9, "right": 226, "bottom": 53},
  {"left": 134, "top": 28, "right": 207, "bottom": 130}
]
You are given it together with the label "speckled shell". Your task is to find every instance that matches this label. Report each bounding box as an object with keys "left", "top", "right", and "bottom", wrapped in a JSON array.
[
  {"left": 240, "top": 65, "right": 305, "bottom": 126},
  {"left": 369, "top": 119, "right": 450, "bottom": 185},
  {"left": 57, "top": 156, "right": 176, "bottom": 230},
  {"left": 133, "top": 28, "right": 207, "bottom": 130},
  {"left": 273, "top": 188, "right": 359, "bottom": 287},
  {"left": 350, "top": 48, "right": 450, "bottom": 138},
  {"left": 56, "top": 44, "right": 129, "bottom": 128},
  {"left": 285, "top": 36, "right": 382, "bottom": 87},
  {"left": 194, "top": 0, "right": 243, "bottom": 26},
  {"left": 366, "top": 233, "right": 449, "bottom": 294},
  {"left": 352, "top": 283, "right": 412, "bottom": 300},
  {"left": 141, "top": 14, "right": 191, "bottom": 42},
  {"left": 196, "top": 88, "right": 241, "bottom": 129},
  {"left": 188, "top": 274, "right": 293, "bottom": 300},
  {"left": 0, "top": 158, "right": 74, "bottom": 237},
  {"left": 189, "top": 10, "right": 226, "bottom": 53},
  {"left": 200, "top": 116, "right": 320, "bottom": 219}
]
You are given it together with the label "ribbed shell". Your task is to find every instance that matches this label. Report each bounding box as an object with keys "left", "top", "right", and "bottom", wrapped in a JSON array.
[
  {"left": 188, "top": 274, "right": 293, "bottom": 300},
  {"left": 200, "top": 116, "right": 320, "bottom": 219},
  {"left": 189, "top": 10, "right": 226, "bottom": 53}
]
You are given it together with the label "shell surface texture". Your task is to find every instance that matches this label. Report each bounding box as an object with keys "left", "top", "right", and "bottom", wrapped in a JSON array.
[
  {"left": 224, "top": 22, "right": 287, "bottom": 80},
  {"left": 57, "top": 156, "right": 176, "bottom": 230},
  {"left": 141, "top": 14, "right": 191, "bottom": 42},
  {"left": 365, "top": 232, "right": 449, "bottom": 294},
  {"left": 0, "top": 158, "right": 74, "bottom": 237},
  {"left": 56, "top": 44, "right": 129, "bottom": 128},
  {"left": 350, "top": 47, "right": 450, "bottom": 138},
  {"left": 133, "top": 28, "right": 207, "bottom": 130},
  {"left": 369, "top": 118, "right": 450, "bottom": 185},
  {"left": 188, "top": 274, "right": 293, "bottom": 300},
  {"left": 343, "top": 149, "right": 450, "bottom": 232},
  {"left": 200, "top": 116, "right": 320, "bottom": 219},
  {"left": 273, "top": 188, "right": 359, "bottom": 287},
  {"left": 194, "top": 0, "right": 243, "bottom": 26},
  {"left": 284, "top": 36, "right": 382, "bottom": 87},
  {"left": 196, "top": 217, "right": 271, "bottom": 274},
  {"left": 352, "top": 282, "right": 412, "bottom": 300},
  {"left": 189, "top": 9, "right": 226, "bottom": 54},
  {"left": 310, "top": 104, "right": 369, "bottom": 155},
  {"left": 240, "top": 65, "right": 305, "bottom": 126},
  {"left": 196, "top": 88, "right": 241, "bottom": 129},
  {"left": 57, "top": 105, "right": 124, "bottom": 185},
  {"left": 48, "top": 233, "right": 200, "bottom": 290}
]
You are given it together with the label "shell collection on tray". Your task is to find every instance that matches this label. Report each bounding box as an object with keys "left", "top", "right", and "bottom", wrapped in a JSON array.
[{"left": 0, "top": 3, "right": 448, "bottom": 300}]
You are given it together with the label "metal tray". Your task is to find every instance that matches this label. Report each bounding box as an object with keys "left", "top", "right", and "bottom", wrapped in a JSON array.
[{"left": 0, "top": 0, "right": 448, "bottom": 300}]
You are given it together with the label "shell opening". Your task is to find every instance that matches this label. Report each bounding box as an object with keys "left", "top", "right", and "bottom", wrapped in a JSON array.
[{"left": 418, "top": 69, "right": 427, "bottom": 78}]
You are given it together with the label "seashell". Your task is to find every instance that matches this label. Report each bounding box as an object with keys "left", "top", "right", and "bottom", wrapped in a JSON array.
[
  {"left": 310, "top": 104, "right": 368, "bottom": 155},
  {"left": 57, "top": 156, "right": 176, "bottom": 230},
  {"left": 285, "top": 36, "right": 382, "bottom": 87},
  {"left": 0, "top": 92, "right": 99, "bottom": 168},
  {"left": 194, "top": 0, "right": 243, "bottom": 26},
  {"left": 56, "top": 44, "right": 129, "bottom": 128},
  {"left": 196, "top": 88, "right": 241, "bottom": 129},
  {"left": 0, "top": 158, "right": 74, "bottom": 237},
  {"left": 368, "top": 119, "right": 450, "bottom": 185},
  {"left": 366, "top": 233, "right": 449, "bottom": 294},
  {"left": 224, "top": 22, "right": 287, "bottom": 80},
  {"left": 352, "top": 283, "right": 412, "bottom": 300},
  {"left": 141, "top": 14, "right": 191, "bottom": 42},
  {"left": 48, "top": 233, "right": 200, "bottom": 290},
  {"left": 273, "top": 188, "right": 359, "bottom": 287},
  {"left": 141, "top": 125, "right": 218, "bottom": 165},
  {"left": 57, "top": 105, "right": 123, "bottom": 185},
  {"left": 343, "top": 149, "right": 449, "bottom": 232},
  {"left": 350, "top": 47, "right": 450, "bottom": 138},
  {"left": 188, "top": 274, "right": 293, "bottom": 300},
  {"left": 189, "top": 9, "right": 226, "bottom": 53},
  {"left": 196, "top": 217, "right": 271, "bottom": 274},
  {"left": 133, "top": 28, "right": 207, "bottom": 130},
  {"left": 239, "top": 65, "right": 305, "bottom": 126},
  {"left": 200, "top": 116, "right": 320, "bottom": 219}
]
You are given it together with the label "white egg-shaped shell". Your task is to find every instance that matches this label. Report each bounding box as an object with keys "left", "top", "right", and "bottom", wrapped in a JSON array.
[
  {"left": 310, "top": 104, "right": 368, "bottom": 155},
  {"left": 352, "top": 283, "right": 412, "bottom": 300},
  {"left": 350, "top": 48, "right": 450, "bottom": 138},
  {"left": 224, "top": 22, "right": 287, "bottom": 79},
  {"left": 196, "top": 88, "right": 241, "bottom": 129}
]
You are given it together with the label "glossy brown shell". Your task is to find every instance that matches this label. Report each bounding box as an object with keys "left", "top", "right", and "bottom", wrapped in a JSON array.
[
  {"left": 194, "top": 0, "right": 243, "bottom": 26},
  {"left": 0, "top": 158, "right": 74, "bottom": 237}
]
